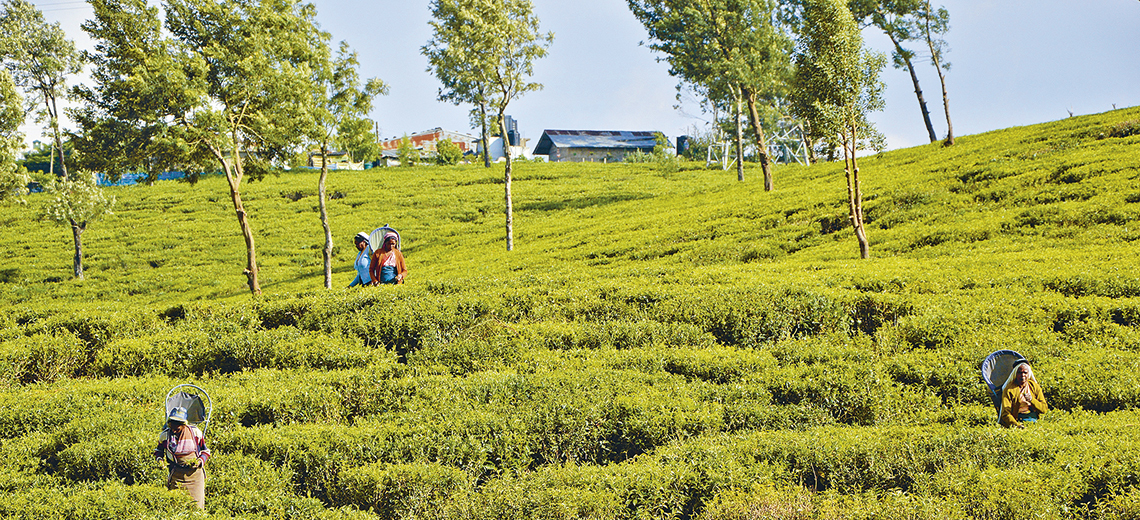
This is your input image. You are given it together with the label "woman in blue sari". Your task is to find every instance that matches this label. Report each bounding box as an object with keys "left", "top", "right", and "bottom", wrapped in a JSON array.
[{"left": 348, "top": 232, "right": 372, "bottom": 287}]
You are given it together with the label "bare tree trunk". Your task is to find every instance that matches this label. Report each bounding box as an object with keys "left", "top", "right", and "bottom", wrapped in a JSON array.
[
  {"left": 215, "top": 142, "right": 261, "bottom": 295},
  {"left": 48, "top": 93, "right": 68, "bottom": 179},
  {"left": 843, "top": 124, "right": 870, "bottom": 259},
  {"left": 801, "top": 121, "right": 817, "bottom": 164},
  {"left": 70, "top": 219, "right": 85, "bottom": 280},
  {"left": 924, "top": 6, "right": 954, "bottom": 146},
  {"left": 887, "top": 32, "right": 937, "bottom": 143},
  {"left": 733, "top": 87, "right": 744, "bottom": 182},
  {"left": 741, "top": 87, "right": 774, "bottom": 190},
  {"left": 480, "top": 102, "right": 491, "bottom": 168},
  {"left": 499, "top": 110, "right": 514, "bottom": 251},
  {"left": 934, "top": 60, "right": 953, "bottom": 145},
  {"left": 226, "top": 172, "right": 261, "bottom": 294},
  {"left": 318, "top": 144, "right": 333, "bottom": 289}
]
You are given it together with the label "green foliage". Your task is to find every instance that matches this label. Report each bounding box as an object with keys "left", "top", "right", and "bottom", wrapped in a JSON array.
[
  {"left": 334, "top": 462, "right": 471, "bottom": 517},
  {"left": 435, "top": 138, "right": 463, "bottom": 165},
  {"left": 39, "top": 175, "right": 115, "bottom": 227},
  {"left": 0, "top": 68, "right": 28, "bottom": 205},
  {"left": 396, "top": 136, "right": 419, "bottom": 167},
  {"left": 1, "top": 109, "right": 1140, "bottom": 517},
  {"left": 792, "top": 0, "right": 886, "bottom": 152},
  {"left": 0, "top": 0, "right": 84, "bottom": 179}
]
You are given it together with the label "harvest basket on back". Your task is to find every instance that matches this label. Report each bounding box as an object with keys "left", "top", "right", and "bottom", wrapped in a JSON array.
[
  {"left": 164, "top": 384, "right": 212, "bottom": 434},
  {"left": 369, "top": 225, "right": 401, "bottom": 250},
  {"left": 980, "top": 350, "right": 1025, "bottom": 413}
]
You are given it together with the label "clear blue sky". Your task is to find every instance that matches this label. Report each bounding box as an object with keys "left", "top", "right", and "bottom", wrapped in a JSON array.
[{"left": 24, "top": 0, "right": 1140, "bottom": 152}]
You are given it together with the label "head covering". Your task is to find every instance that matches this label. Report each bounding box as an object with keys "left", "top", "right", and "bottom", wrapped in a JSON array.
[
  {"left": 168, "top": 406, "right": 189, "bottom": 423},
  {"left": 384, "top": 232, "right": 398, "bottom": 241},
  {"left": 354, "top": 232, "right": 369, "bottom": 244},
  {"left": 1002, "top": 359, "right": 1034, "bottom": 391}
]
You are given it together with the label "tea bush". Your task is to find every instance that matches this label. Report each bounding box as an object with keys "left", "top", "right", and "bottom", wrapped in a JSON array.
[
  {"left": 2, "top": 108, "right": 1140, "bottom": 517},
  {"left": 333, "top": 462, "right": 471, "bottom": 517}
]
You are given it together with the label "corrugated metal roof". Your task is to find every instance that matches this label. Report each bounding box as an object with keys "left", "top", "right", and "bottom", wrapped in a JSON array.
[{"left": 533, "top": 130, "right": 658, "bottom": 155}]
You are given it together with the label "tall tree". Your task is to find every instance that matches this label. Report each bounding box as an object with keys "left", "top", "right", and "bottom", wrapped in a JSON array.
[
  {"left": 917, "top": 0, "right": 954, "bottom": 145},
  {"left": 71, "top": 0, "right": 201, "bottom": 185},
  {"left": 310, "top": 40, "right": 387, "bottom": 289},
  {"left": 629, "top": 0, "right": 792, "bottom": 189},
  {"left": 423, "top": 1, "right": 495, "bottom": 169},
  {"left": 792, "top": 0, "right": 886, "bottom": 259},
  {"left": 0, "top": 0, "right": 83, "bottom": 180},
  {"left": 160, "top": 0, "right": 326, "bottom": 295},
  {"left": 849, "top": 0, "right": 938, "bottom": 143},
  {"left": 426, "top": 0, "right": 552, "bottom": 251},
  {"left": 39, "top": 174, "right": 115, "bottom": 280},
  {"left": 0, "top": 67, "right": 29, "bottom": 204}
]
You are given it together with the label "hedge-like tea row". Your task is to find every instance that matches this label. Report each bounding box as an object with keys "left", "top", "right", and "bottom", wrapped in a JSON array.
[{"left": 3, "top": 108, "right": 1140, "bottom": 518}]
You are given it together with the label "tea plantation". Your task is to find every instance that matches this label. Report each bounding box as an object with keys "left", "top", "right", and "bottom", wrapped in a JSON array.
[{"left": 1, "top": 107, "right": 1139, "bottom": 519}]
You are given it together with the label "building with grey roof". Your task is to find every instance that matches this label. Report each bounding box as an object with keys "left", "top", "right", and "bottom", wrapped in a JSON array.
[{"left": 532, "top": 130, "right": 658, "bottom": 163}]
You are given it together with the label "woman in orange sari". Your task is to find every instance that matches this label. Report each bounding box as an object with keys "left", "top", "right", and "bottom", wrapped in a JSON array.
[{"left": 369, "top": 231, "right": 407, "bottom": 285}]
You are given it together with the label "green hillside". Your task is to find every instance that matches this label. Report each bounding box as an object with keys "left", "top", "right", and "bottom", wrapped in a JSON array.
[{"left": 1, "top": 108, "right": 1139, "bottom": 519}]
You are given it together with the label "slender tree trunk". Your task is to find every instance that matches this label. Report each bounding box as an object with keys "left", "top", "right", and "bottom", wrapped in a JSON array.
[
  {"left": 934, "top": 59, "right": 953, "bottom": 145},
  {"left": 192, "top": 115, "right": 261, "bottom": 295},
  {"left": 843, "top": 122, "right": 870, "bottom": 259},
  {"left": 319, "top": 144, "right": 333, "bottom": 289},
  {"left": 801, "top": 121, "right": 816, "bottom": 164},
  {"left": 499, "top": 109, "right": 514, "bottom": 251},
  {"left": 225, "top": 171, "right": 260, "bottom": 294},
  {"left": 887, "top": 32, "right": 937, "bottom": 143},
  {"left": 48, "top": 93, "right": 68, "bottom": 179},
  {"left": 70, "top": 219, "right": 85, "bottom": 280},
  {"left": 480, "top": 102, "right": 491, "bottom": 168},
  {"left": 741, "top": 87, "right": 774, "bottom": 190},
  {"left": 733, "top": 87, "right": 744, "bottom": 182},
  {"left": 924, "top": 7, "right": 954, "bottom": 146},
  {"left": 216, "top": 142, "right": 261, "bottom": 295}
]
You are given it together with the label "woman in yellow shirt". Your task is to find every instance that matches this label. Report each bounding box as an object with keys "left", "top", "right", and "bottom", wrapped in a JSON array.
[{"left": 1000, "top": 360, "right": 1048, "bottom": 428}]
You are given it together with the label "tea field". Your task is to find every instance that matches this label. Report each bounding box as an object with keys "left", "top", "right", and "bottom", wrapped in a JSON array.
[{"left": 1, "top": 107, "right": 1139, "bottom": 519}]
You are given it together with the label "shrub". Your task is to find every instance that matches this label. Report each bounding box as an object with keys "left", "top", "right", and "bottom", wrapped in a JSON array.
[
  {"left": 435, "top": 139, "right": 463, "bottom": 166},
  {"left": 333, "top": 462, "right": 471, "bottom": 517},
  {"left": 396, "top": 136, "right": 419, "bottom": 167},
  {"left": 1, "top": 332, "right": 87, "bottom": 384}
]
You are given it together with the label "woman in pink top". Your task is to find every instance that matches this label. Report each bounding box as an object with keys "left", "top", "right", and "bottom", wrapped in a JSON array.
[
  {"left": 370, "top": 232, "right": 407, "bottom": 285},
  {"left": 154, "top": 407, "right": 211, "bottom": 509}
]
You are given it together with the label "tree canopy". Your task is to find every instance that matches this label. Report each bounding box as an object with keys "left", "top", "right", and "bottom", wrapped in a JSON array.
[
  {"left": 0, "top": 0, "right": 83, "bottom": 179},
  {"left": 628, "top": 0, "right": 792, "bottom": 189},
  {"left": 310, "top": 40, "right": 388, "bottom": 288},
  {"left": 425, "top": 0, "right": 552, "bottom": 251},
  {"left": 792, "top": 0, "right": 886, "bottom": 259},
  {"left": 0, "top": 67, "right": 28, "bottom": 204}
]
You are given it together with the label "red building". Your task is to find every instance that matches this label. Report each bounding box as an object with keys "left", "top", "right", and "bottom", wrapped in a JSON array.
[{"left": 379, "top": 128, "right": 478, "bottom": 154}]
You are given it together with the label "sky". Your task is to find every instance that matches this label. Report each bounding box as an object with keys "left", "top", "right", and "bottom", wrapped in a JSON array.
[{"left": 19, "top": 0, "right": 1140, "bottom": 153}]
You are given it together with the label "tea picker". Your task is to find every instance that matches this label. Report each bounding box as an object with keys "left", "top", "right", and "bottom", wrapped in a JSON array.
[
  {"left": 980, "top": 350, "right": 1024, "bottom": 413},
  {"left": 154, "top": 383, "right": 213, "bottom": 509},
  {"left": 981, "top": 350, "right": 1048, "bottom": 428},
  {"left": 369, "top": 224, "right": 407, "bottom": 285}
]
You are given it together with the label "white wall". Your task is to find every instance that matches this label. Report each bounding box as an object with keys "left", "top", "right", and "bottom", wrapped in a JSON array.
[{"left": 477, "top": 137, "right": 531, "bottom": 162}]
